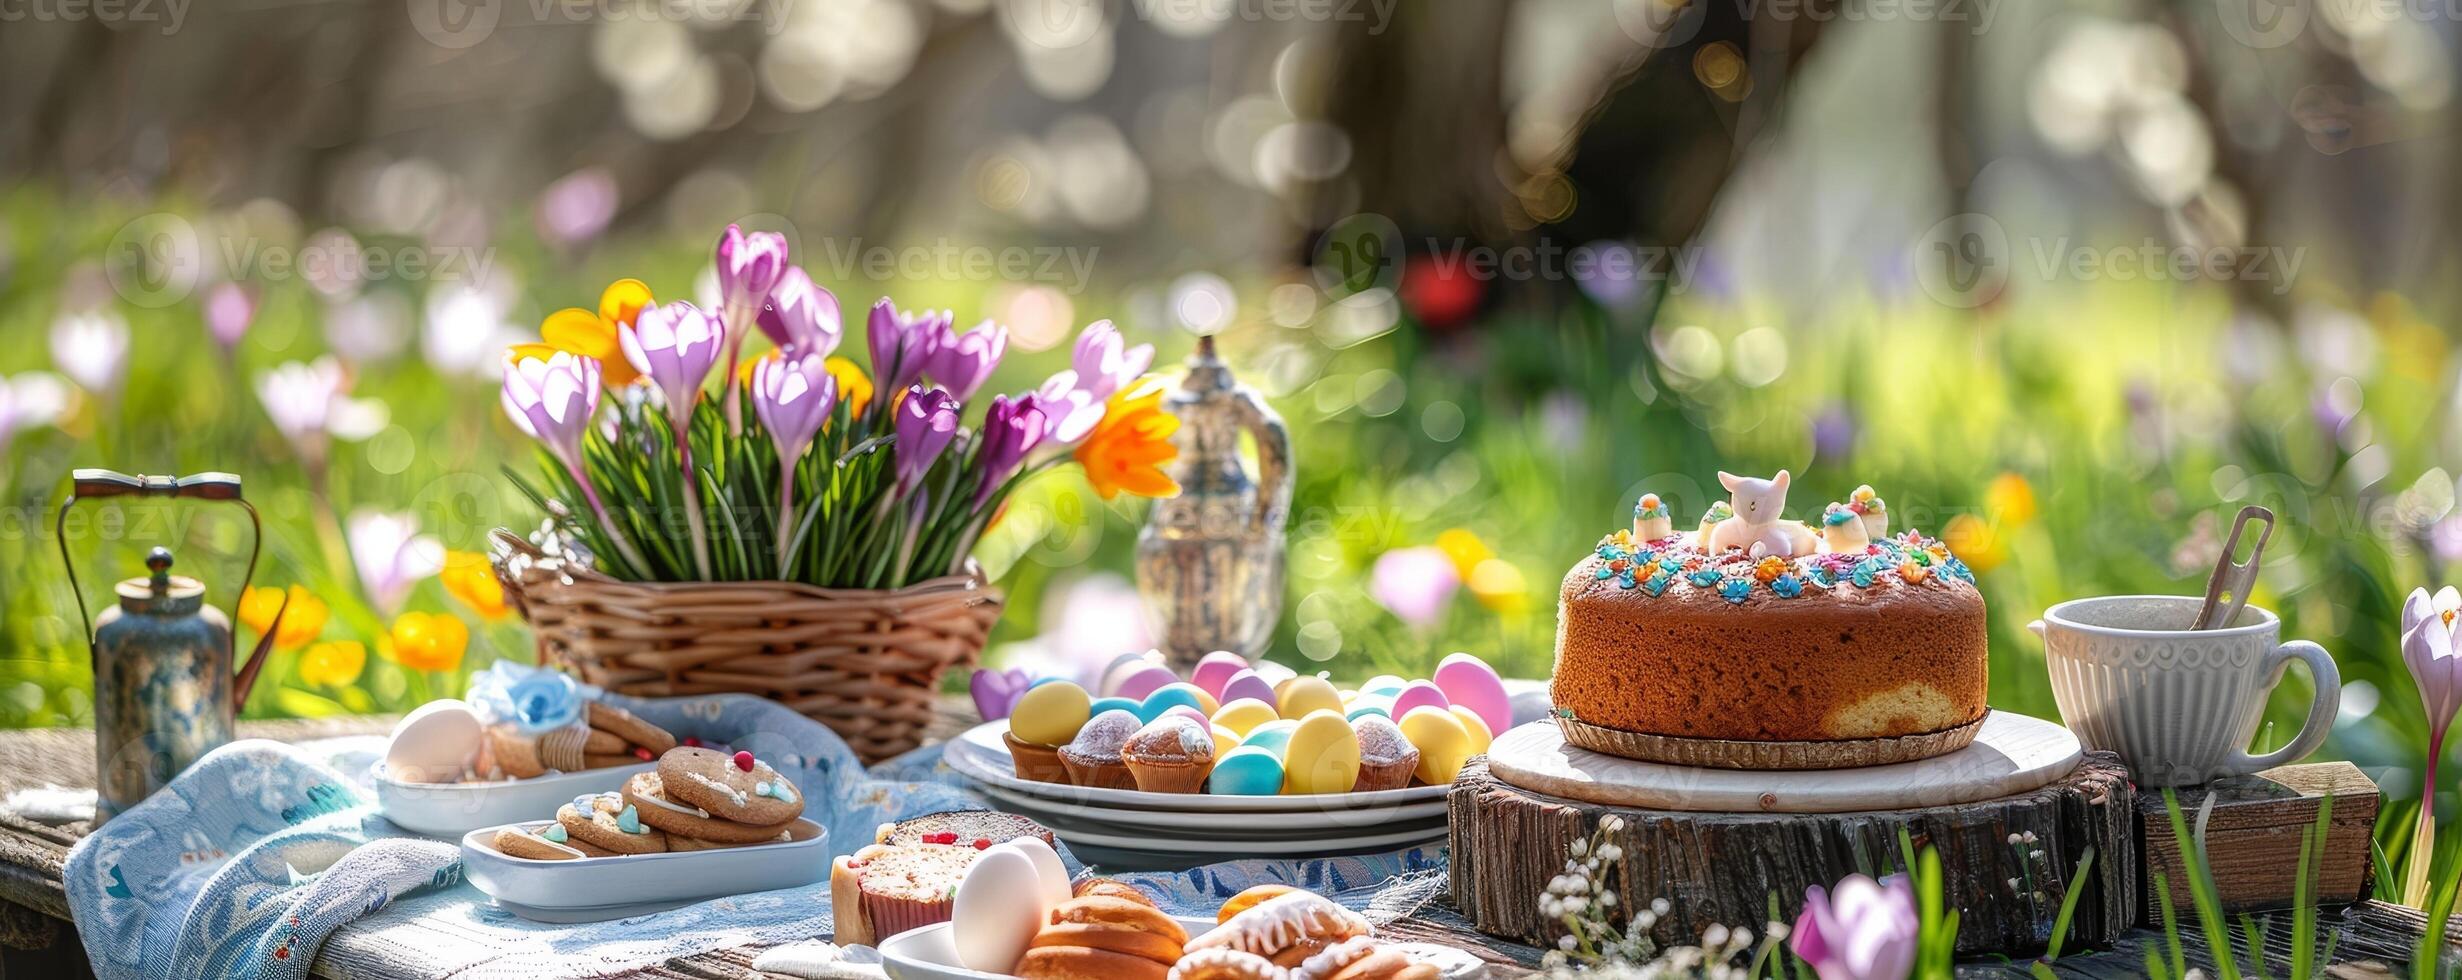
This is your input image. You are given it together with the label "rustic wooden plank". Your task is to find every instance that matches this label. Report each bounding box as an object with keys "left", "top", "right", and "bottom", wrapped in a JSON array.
[
  {"left": 1451, "top": 753, "right": 2138, "bottom": 956},
  {"left": 2138, "top": 762, "right": 2380, "bottom": 915}
]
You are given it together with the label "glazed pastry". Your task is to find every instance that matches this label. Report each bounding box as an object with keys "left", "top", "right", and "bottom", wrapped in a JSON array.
[
  {"left": 1121, "top": 715, "right": 1217, "bottom": 794},
  {"left": 622, "top": 771, "right": 792, "bottom": 843},
  {"left": 1059, "top": 709, "right": 1143, "bottom": 790},
  {"left": 557, "top": 792, "right": 668, "bottom": 854},
  {"left": 1185, "top": 891, "right": 1371, "bottom": 968},
  {"left": 1293, "top": 936, "right": 1439, "bottom": 980},
  {"left": 1014, "top": 896, "right": 1189, "bottom": 980},
  {"left": 1007, "top": 681, "right": 1093, "bottom": 784},
  {"left": 1171, "top": 948, "right": 1292, "bottom": 980},
  {"left": 1075, "top": 878, "right": 1158, "bottom": 907},
  {"left": 657, "top": 747, "right": 805, "bottom": 825},
  {"left": 1217, "top": 884, "right": 1301, "bottom": 923},
  {"left": 1349, "top": 716, "right": 1420, "bottom": 793}
]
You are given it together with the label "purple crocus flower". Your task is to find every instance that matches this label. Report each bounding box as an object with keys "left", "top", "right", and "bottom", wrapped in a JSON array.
[
  {"left": 621, "top": 301, "right": 726, "bottom": 427},
  {"left": 1370, "top": 546, "right": 1460, "bottom": 629},
  {"left": 757, "top": 267, "right": 841, "bottom": 358},
  {"left": 894, "top": 386, "right": 960, "bottom": 496},
  {"left": 868, "top": 299, "right": 948, "bottom": 393},
  {"left": 205, "top": 281, "right": 255, "bottom": 351},
  {"left": 753, "top": 352, "right": 838, "bottom": 570},
  {"left": 928, "top": 320, "right": 1009, "bottom": 402},
  {"left": 1035, "top": 320, "right": 1155, "bottom": 444},
  {"left": 1789, "top": 874, "right": 1918, "bottom": 980},
  {"left": 976, "top": 393, "right": 1047, "bottom": 507},
  {"left": 714, "top": 225, "right": 789, "bottom": 321},
  {"left": 2402, "top": 586, "right": 2462, "bottom": 903},
  {"left": 502, "top": 351, "right": 648, "bottom": 572},
  {"left": 535, "top": 167, "right": 618, "bottom": 248}
]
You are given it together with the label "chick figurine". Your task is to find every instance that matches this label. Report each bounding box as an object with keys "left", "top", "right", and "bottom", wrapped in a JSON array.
[
  {"left": 1848, "top": 485, "right": 1888, "bottom": 540},
  {"left": 1821, "top": 502, "right": 1870, "bottom": 553},
  {"left": 1632, "top": 493, "right": 1673, "bottom": 542}
]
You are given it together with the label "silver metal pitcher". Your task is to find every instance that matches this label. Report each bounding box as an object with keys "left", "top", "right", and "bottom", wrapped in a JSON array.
[
  {"left": 58, "top": 470, "right": 279, "bottom": 822},
  {"left": 1136, "top": 337, "right": 1293, "bottom": 671}
]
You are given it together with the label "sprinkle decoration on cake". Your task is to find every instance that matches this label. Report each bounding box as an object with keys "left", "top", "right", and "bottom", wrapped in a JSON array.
[{"left": 1551, "top": 470, "right": 1989, "bottom": 758}]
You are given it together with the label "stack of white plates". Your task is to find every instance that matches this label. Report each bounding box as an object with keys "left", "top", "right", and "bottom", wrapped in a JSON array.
[{"left": 944, "top": 721, "right": 1450, "bottom": 869}]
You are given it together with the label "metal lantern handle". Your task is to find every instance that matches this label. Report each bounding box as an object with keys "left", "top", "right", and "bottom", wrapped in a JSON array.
[{"left": 55, "top": 470, "right": 264, "bottom": 651}]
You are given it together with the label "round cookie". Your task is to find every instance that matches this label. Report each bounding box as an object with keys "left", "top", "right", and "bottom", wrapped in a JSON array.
[
  {"left": 494, "top": 823, "right": 602, "bottom": 861},
  {"left": 623, "top": 771, "right": 793, "bottom": 842},
  {"left": 588, "top": 701, "right": 678, "bottom": 754},
  {"left": 557, "top": 792, "right": 669, "bottom": 854},
  {"left": 657, "top": 747, "right": 805, "bottom": 825}
]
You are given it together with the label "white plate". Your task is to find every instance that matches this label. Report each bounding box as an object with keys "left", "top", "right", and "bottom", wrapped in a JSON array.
[
  {"left": 948, "top": 721, "right": 1449, "bottom": 812},
  {"left": 879, "top": 916, "right": 1487, "bottom": 980},
  {"left": 459, "top": 818, "right": 829, "bottom": 921},
  {"left": 1048, "top": 820, "right": 1447, "bottom": 857},
  {"left": 972, "top": 782, "right": 1448, "bottom": 834},
  {"left": 374, "top": 761, "right": 656, "bottom": 837}
]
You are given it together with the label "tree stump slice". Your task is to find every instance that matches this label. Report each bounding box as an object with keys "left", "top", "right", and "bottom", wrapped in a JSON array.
[{"left": 1447, "top": 753, "right": 2138, "bottom": 956}]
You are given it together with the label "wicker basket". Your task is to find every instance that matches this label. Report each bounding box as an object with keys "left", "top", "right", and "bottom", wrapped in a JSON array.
[{"left": 489, "top": 529, "right": 1003, "bottom": 764}]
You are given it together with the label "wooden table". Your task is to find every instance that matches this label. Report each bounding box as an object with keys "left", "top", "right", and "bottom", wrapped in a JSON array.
[{"left": 0, "top": 714, "right": 2444, "bottom": 978}]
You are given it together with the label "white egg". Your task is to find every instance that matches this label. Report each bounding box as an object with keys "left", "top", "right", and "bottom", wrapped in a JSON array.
[
  {"left": 950, "top": 845, "right": 1049, "bottom": 973},
  {"left": 385, "top": 699, "right": 482, "bottom": 783},
  {"left": 999, "top": 836, "right": 1071, "bottom": 909}
]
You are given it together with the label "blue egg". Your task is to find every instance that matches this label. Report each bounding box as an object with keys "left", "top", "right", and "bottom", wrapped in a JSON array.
[
  {"left": 1089, "top": 697, "right": 1141, "bottom": 718},
  {"left": 1360, "top": 674, "right": 1409, "bottom": 696},
  {"left": 1138, "top": 686, "right": 1205, "bottom": 722},
  {"left": 1209, "top": 747, "right": 1286, "bottom": 795},
  {"left": 1345, "top": 703, "right": 1391, "bottom": 722},
  {"left": 1240, "top": 719, "right": 1300, "bottom": 756}
]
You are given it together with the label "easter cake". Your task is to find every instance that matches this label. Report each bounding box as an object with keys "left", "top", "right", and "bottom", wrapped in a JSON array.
[{"left": 1551, "top": 472, "right": 1988, "bottom": 767}]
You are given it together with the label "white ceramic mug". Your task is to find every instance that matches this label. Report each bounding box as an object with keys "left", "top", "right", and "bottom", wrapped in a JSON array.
[{"left": 2031, "top": 595, "right": 2339, "bottom": 787}]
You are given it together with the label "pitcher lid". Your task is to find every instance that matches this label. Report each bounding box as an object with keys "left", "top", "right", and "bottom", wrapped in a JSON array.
[{"left": 114, "top": 547, "right": 205, "bottom": 615}]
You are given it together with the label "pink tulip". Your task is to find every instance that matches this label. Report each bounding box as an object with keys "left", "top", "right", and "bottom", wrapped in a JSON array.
[
  {"left": 1790, "top": 874, "right": 1918, "bottom": 980},
  {"left": 1370, "top": 546, "right": 1460, "bottom": 628},
  {"left": 926, "top": 320, "right": 1008, "bottom": 402},
  {"left": 758, "top": 267, "right": 841, "bottom": 358}
]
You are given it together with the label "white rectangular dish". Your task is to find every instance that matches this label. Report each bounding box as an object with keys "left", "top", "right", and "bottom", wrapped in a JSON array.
[
  {"left": 459, "top": 818, "right": 830, "bottom": 923},
  {"left": 373, "top": 761, "right": 655, "bottom": 837}
]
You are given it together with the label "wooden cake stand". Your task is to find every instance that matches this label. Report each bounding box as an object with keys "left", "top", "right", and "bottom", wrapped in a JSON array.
[{"left": 1450, "top": 712, "right": 2139, "bottom": 955}]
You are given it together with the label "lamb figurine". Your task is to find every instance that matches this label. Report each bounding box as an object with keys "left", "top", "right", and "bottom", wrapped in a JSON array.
[{"left": 1700, "top": 470, "right": 1820, "bottom": 558}]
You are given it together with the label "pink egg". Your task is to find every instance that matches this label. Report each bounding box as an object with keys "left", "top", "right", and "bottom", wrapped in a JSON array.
[
  {"left": 1160, "top": 705, "right": 1212, "bottom": 728},
  {"left": 1190, "top": 651, "right": 1250, "bottom": 700},
  {"left": 1097, "top": 651, "right": 1164, "bottom": 697},
  {"left": 1113, "top": 665, "right": 1181, "bottom": 702},
  {"left": 1388, "top": 680, "right": 1451, "bottom": 721},
  {"left": 1434, "top": 652, "right": 1512, "bottom": 737},
  {"left": 1219, "top": 669, "right": 1277, "bottom": 709}
]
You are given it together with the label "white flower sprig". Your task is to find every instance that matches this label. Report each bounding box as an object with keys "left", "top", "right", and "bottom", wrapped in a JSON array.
[{"left": 1536, "top": 814, "right": 1791, "bottom": 977}]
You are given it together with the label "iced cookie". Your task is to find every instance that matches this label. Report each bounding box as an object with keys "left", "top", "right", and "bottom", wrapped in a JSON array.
[
  {"left": 658, "top": 747, "right": 805, "bottom": 825},
  {"left": 494, "top": 822, "right": 616, "bottom": 860},
  {"left": 1184, "top": 891, "right": 1370, "bottom": 968},
  {"left": 623, "top": 771, "right": 792, "bottom": 842},
  {"left": 557, "top": 792, "right": 669, "bottom": 854}
]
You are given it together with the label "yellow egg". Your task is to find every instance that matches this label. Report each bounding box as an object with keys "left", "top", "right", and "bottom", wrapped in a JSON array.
[
  {"left": 1211, "top": 698, "right": 1280, "bottom": 737},
  {"left": 1398, "top": 705, "right": 1473, "bottom": 785},
  {"left": 1009, "top": 681, "right": 1092, "bottom": 747},
  {"left": 1277, "top": 676, "right": 1343, "bottom": 721},
  {"left": 1449, "top": 704, "right": 1495, "bottom": 756},
  {"left": 1282, "top": 709, "right": 1361, "bottom": 795},
  {"left": 1212, "top": 725, "right": 1240, "bottom": 758}
]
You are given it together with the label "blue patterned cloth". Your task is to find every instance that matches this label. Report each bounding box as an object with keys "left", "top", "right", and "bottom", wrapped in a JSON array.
[{"left": 63, "top": 694, "right": 1444, "bottom": 980}]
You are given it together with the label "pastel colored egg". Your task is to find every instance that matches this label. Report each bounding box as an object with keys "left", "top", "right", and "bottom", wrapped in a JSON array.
[
  {"left": 1240, "top": 720, "right": 1300, "bottom": 757},
  {"left": 1160, "top": 706, "right": 1212, "bottom": 729},
  {"left": 1028, "top": 676, "right": 1072, "bottom": 689},
  {"left": 1097, "top": 652, "right": 1164, "bottom": 697},
  {"left": 1210, "top": 746, "right": 1286, "bottom": 796},
  {"left": 1139, "top": 685, "right": 1208, "bottom": 722},
  {"left": 1433, "top": 652, "right": 1513, "bottom": 738},
  {"left": 1388, "top": 680, "right": 1451, "bottom": 722},
  {"left": 1089, "top": 696, "right": 1142, "bottom": 718},
  {"left": 1450, "top": 704, "right": 1495, "bottom": 756},
  {"left": 1344, "top": 695, "right": 1393, "bottom": 722},
  {"left": 1008, "top": 681, "right": 1093, "bottom": 746},
  {"left": 1211, "top": 725, "right": 1240, "bottom": 758},
  {"left": 1190, "top": 651, "right": 1250, "bottom": 700},
  {"left": 1251, "top": 660, "right": 1299, "bottom": 689},
  {"left": 1277, "top": 676, "right": 1344, "bottom": 721},
  {"left": 1360, "top": 674, "right": 1409, "bottom": 696},
  {"left": 1219, "top": 669, "right": 1277, "bottom": 709},
  {"left": 1212, "top": 698, "right": 1280, "bottom": 737},
  {"left": 950, "top": 843, "right": 1050, "bottom": 971},
  {"left": 1155, "top": 682, "right": 1220, "bottom": 716},
  {"left": 1113, "top": 665, "right": 1181, "bottom": 702},
  {"left": 1398, "top": 705, "right": 1474, "bottom": 786},
  {"left": 1282, "top": 710, "right": 1362, "bottom": 795}
]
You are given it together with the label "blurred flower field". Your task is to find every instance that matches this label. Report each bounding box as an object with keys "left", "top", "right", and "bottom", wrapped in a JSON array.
[{"left": 2, "top": 187, "right": 2456, "bottom": 840}]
